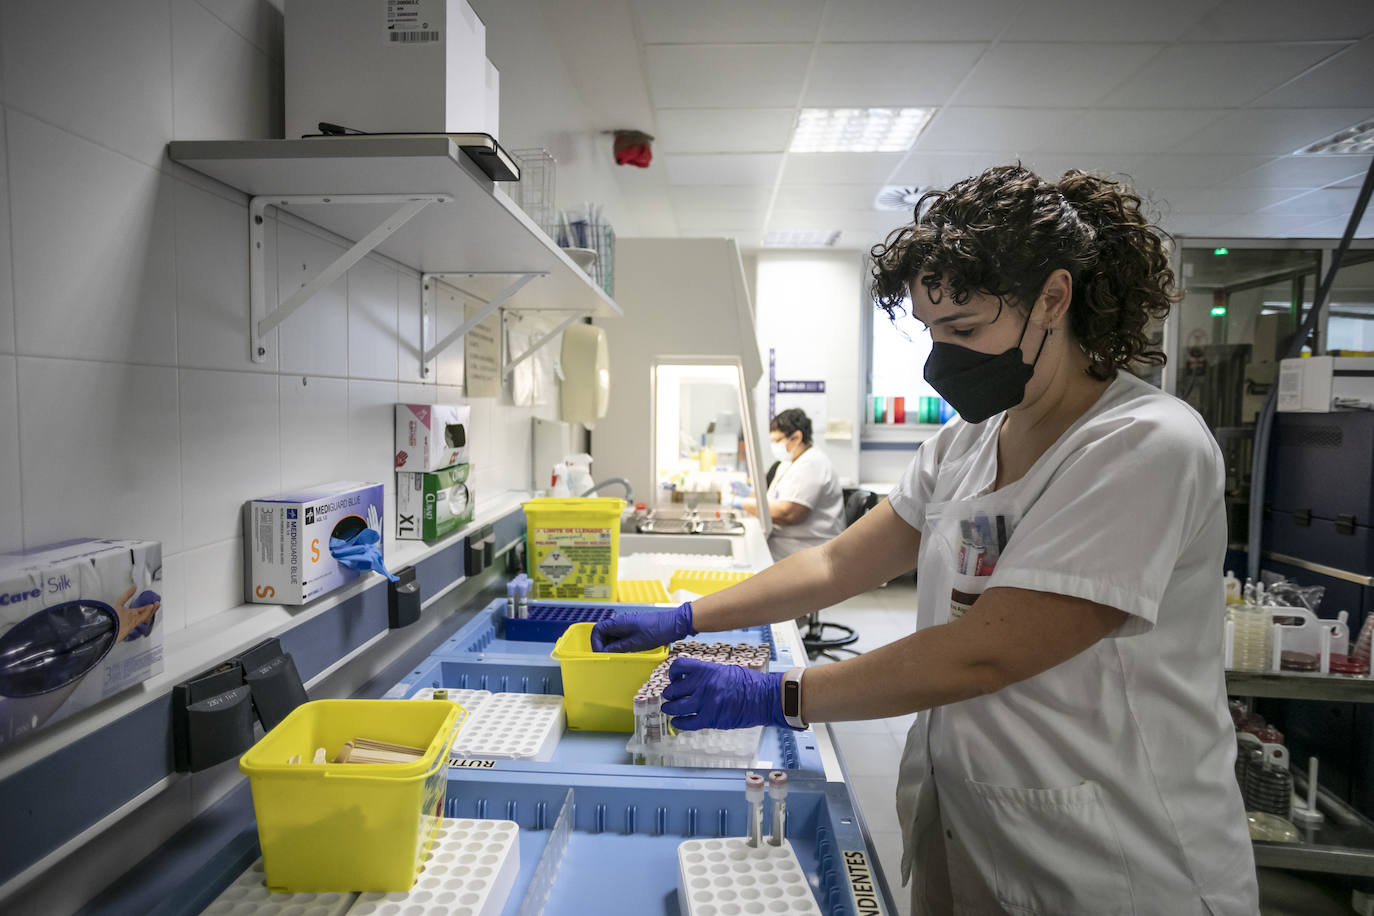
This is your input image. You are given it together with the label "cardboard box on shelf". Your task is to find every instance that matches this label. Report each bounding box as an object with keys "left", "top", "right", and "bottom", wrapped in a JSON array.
[
  {"left": 244, "top": 481, "right": 386, "bottom": 605},
  {"left": 395, "top": 404, "right": 471, "bottom": 471},
  {"left": 397, "top": 464, "right": 474, "bottom": 540},
  {"left": 0, "top": 538, "right": 165, "bottom": 750}
]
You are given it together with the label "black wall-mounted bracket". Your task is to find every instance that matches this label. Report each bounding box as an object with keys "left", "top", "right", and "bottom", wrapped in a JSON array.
[{"left": 389, "top": 565, "right": 421, "bottom": 629}]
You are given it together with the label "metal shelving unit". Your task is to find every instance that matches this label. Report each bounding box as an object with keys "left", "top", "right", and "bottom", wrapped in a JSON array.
[
  {"left": 1228, "top": 669, "right": 1374, "bottom": 875},
  {"left": 166, "top": 137, "right": 620, "bottom": 370}
]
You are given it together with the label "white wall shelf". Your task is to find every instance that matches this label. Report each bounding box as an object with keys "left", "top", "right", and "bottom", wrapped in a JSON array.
[{"left": 166, "top": 137, "right": 621, "bottom": 368}]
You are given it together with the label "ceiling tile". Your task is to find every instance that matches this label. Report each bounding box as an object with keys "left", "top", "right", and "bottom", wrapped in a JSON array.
[
  {"left": 780, "top": 151, "right": 906, "bottom": 184},
  {"left": 645, "top": 44, "right": 810, "bottom": 108},
  {"left": 1019, "top": 153, "right": 1145, "bottom": 183},
  {"left": 662, "top": 153, "right": 783, "bottom": 186},
  {"left": 1301, "top": 212, "right": 1374, "bottom": 238},
  {"left": 1096, "top": 42, "right": 1349, "bottom": 108},
  {"left": 1157, "top": 187, "right": 1309, "bottom": 215},
  {"left": 654, "top": 108, "right": 796, "bottom": 153},
  {"left": 954, "top": 42, "right": 1164, "bottom": 108},
  {"left": 1257, "top": 38, "right": 1374, "bottom": 109},
  {"left": 1039, "top": 109, "right": 1228, "bottom": 154},
  {"left": 802, "top": 42, "right": 986, "bottom": 107},
  {"left": 676, "top": 209, "right": 767, "bottom": 232},
  {"left": 1186, "top": 0, "right": 1374, "bottom": 41},
  {"left": 887, "top": 152, "right": 1010, "bottom": 187},
  {"left": 1169, "top": 108, "right": 1374, "bottom": 155},
  {"left": 1214, "top": 212, "right": 1331, "bottom": 238},
  {"left": 669, "top": 185, "right": 776, "bottom": 211},
  {"left": 1260, "top": 187, "right": 1366, "bottom": 219},
  {"left": 773, "top": 184, "right": 882, "bottom": 210},
  {"left": 1156, "top": 213, "right": 1241, "bottom": 237},
  {"left": 818, "top": 0, "right": 1021, "bottom": 42},
  {"left": 913, "top": 107, "right": 1082, "bottom": 153},
  {"left": 1125, "top": 154, "right": 1274, "bottom": 189},
  {"left": 633, "top": 0, "right": 825, "bottom": 44},
  {"left": 1002, "top": 0, "right": 1214, "bottom": 42},
  {"left": 1216, "top": 155, "right": 1372, "bottom": 190}
]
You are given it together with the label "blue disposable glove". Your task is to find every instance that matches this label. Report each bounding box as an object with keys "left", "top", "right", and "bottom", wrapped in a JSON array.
[
  {"left": 660, "top": 656, "right": 791, "bottom": 731},
  {"left": 729, "top": 481, "right": 752, "bottom": 497},
  {"left": 590, "top": 602, "right": 695, "bottom": 653},
  {"left": 329, "top": 528, "right": 400, "bottom": 582}
]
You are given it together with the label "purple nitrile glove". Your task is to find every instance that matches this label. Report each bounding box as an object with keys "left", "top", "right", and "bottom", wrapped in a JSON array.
[
  {"left": 590, "top": 602, "right": 695, "bottom": 653},
  {"left": 660, "top": 656, "right": 791, "bottom": 731}
]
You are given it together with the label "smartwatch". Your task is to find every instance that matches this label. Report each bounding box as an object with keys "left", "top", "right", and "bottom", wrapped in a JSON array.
[{"left": 781, "top": 666, "right": 807, "bottom": 730}]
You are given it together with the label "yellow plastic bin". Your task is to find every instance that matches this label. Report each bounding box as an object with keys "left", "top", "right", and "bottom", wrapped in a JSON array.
[
  {"left": 669, "top": 569, "right": 754, "bottom": 597},
  {"left": 239, "top": 699, "right": 461, "bottom": 893},
  {"left": 551, "top": 622, "right": 668, "bottom": 732},
  {"left": 522, "top": 498, "right": 625, "bottom": 601}
]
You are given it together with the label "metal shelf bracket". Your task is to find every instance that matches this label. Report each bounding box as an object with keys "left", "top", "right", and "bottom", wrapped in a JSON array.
[
  {"left": 249, "top": 193, "right": 450, "bottom": 363},
  {"left": 419, "top": 271, "right": 546, "bottom": 376},
  {"left": 502, "top": 310, "right": 587, "bottom": 378}
]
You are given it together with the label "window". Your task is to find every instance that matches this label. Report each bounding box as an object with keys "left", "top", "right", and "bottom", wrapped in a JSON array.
[
  {"left": 1326, "top": 254, "right": 1374, "bottom": 353},
  {"left": 867, "top": 299, "right": 951, "bottom": 424}
]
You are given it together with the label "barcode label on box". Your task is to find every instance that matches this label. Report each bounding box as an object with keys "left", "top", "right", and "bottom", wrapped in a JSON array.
[
  {"left": 389, "top": 30, "right": 439, "bottom": 42},
  {"left": 385, "top": 0, "right": 443, "bottom": 44}
]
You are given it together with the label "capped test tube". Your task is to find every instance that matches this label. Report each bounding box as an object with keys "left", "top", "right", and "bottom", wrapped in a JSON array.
[
  {"left": 745, "top": 772, "right": 765, "bottom": 847},
  {"left": 768, "top": 771, "right": 788, "bottom": 845}
]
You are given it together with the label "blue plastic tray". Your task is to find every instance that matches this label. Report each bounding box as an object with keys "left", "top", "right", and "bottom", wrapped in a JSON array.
[
  {"left": 386, "top": 654, "right": 827, "bottom": 777},
  {"left": 441, "top": 771, "right": 898, "bottom": 916},
  {"left": 437, "top": 599, "right": 787, "bottom": 666},
  {"left": 502, "top": 603, "right": 617, "bottom": 642}
]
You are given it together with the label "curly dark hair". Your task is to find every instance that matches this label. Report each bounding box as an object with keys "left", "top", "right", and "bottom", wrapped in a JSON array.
[
  {"left": 769, "top": 408, "right": 813, "bottom": 446},
  {"left": 869, "top": 164, "right": 1177, "bottom": 380}
]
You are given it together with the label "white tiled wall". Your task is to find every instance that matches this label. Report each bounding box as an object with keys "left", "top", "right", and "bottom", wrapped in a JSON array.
[{"left": 0, "top": 0, "right": 551, "bottom": 644}]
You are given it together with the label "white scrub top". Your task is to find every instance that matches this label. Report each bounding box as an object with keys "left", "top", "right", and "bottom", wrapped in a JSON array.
[
  {"left": 766, "top": 446, "right": 845, "bottom": 561},
  {"left": 888, "top": 371, "right": 1257, "bottom": 916}
]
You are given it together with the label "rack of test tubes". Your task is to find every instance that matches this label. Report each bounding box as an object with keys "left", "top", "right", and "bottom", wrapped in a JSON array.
[
  {"left": 677, "top": 771, "right": 822, "bottom": 916},
  {"left": 628, "top": 641, "right": 771, "bottom": 768}
]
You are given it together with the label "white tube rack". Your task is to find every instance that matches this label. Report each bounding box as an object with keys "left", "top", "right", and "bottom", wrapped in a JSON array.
[
  {"left": 346, "top": 818, "right": 520, "bottom": 916},
  {"left": 200, "top": 858, "right": 355, "bottom": 916},
  {"left": 677, "top": 837, "right": 822, "bottom": 915},
  {"left": 449, "top": 692, "right": 565, "bottom": 761}
]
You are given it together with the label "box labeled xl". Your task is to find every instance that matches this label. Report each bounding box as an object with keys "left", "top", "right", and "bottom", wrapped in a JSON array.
[
  {"left": 397, "top": 464, "right": 474, "bottom": 540},
  {"left": 245, "top": 482, "right": 386, "bottom": 605}
]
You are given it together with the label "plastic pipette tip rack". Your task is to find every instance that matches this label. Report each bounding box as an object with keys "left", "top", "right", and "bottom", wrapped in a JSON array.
[
  {"left": 346, "top": 818, "right": 520, "bottom": 916},
  {"left": 201, "top": 859, "right": 355, "bottom": 916},
  {"left": 450, "top": 692, "right": 565, "bottom": 761},
  {"left": 676, "top": 838, "right": 822, "bottom": 916}
]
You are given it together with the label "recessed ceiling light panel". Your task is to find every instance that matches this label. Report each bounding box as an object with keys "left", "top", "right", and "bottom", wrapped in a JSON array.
[
  {"left": 790, "top": 108, "right": 935, "bottom": 153},
  {"left": 762, "top": 229, "right": 842, "bottom": 248},
  {"left": 1298, "top": 120, "right": 1374, "bottom": 156}
]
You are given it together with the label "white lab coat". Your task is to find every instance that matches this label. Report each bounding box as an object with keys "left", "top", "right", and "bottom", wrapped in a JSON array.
[
  {"left": 888, "top": 372, "right": 1258, "bottom": 916},
  {"left": 766, "top": 446, "right": 845, "bottom": 561}
]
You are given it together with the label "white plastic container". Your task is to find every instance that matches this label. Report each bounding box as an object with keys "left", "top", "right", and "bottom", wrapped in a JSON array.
[{"left": 677, "top": 837, "right": 821, "bottom": 915}]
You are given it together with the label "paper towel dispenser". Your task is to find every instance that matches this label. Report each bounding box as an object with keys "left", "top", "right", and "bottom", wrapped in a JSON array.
[{"left": 560, "top": 323, "right": 610, "bottom": 426}]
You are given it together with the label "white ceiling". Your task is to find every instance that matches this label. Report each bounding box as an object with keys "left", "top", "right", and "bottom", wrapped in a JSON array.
[{"left": 539, "top": 0, "right": 1374, "bottom": 250}]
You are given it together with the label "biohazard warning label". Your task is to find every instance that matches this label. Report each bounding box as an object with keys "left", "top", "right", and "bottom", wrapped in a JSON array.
[{"left": 537, "top": 549, "right": 575, "bottom": 585}]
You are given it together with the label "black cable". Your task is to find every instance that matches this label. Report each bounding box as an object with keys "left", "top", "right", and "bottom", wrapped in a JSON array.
[{"left": 1245, "top": 157, "right": 1374, "bottom": 580}]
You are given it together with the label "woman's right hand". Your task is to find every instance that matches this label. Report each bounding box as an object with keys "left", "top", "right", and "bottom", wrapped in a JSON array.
[{"left": 590, "top": 602, "right": 696, "bottom": 652}]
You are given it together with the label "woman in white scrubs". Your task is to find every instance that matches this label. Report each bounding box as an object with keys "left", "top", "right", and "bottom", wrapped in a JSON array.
[
  {"left": 736, "top": 408, "right": 845, "bottom": 561},
  {"left": 593, "top": 165, "right": 1258, "bottom": 914}
]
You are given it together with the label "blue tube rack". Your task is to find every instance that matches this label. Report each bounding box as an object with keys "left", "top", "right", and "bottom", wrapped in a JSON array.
[{"left": 501, "top": 603, "right": 617, "bottom": 642}]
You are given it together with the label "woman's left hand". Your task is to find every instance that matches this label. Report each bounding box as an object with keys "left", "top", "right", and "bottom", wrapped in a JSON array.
[{"left": 660, "top": 657, "right": 792, "bottom": 731}]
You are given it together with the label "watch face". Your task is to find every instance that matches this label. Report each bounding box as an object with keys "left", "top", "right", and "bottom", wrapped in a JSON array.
[{"left": 783, "top": 677, "right": 801, "bottom": 717}]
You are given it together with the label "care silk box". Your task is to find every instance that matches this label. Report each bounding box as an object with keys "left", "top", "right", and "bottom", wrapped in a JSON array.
[
  {"left": 396, "top": 403, "right": 471, "bottom": 471},
  {"left": 244, "top": 482, "right": 386, "bottom": 605},
  {"left": 397, "top": 464, "right": 474, "bottom": 540},
  {"left": 285, "top": 0, "right": 492, "bottom": 139},
  {"left": 0, "top": 539, "right": 165, "bottom": 750}
]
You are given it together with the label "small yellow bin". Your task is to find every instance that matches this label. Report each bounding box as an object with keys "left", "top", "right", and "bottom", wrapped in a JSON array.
[
  {"left": 239, "top": 699, "right": 461, "bottom": 893},
  {"left": 551, "top": 622, "right": 668, "bottom": 732},
  {"left": 669, "top": 569, "right": 754, "bottom": 597},
  {"left": 522, "top": 497, "right": 625, "bottom": 601}
]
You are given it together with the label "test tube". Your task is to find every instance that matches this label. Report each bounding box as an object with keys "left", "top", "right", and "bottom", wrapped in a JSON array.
[
  {"left": 506, "top": 580, "right": 518, "bottom": 618},
  {"left": 768, "top": 771, "right": 788, "bottom": 846},
  {"left": 632, "top": 694, "right": 649, "bottom": 765},
  {"left": 516, "top": 576, "right": 530, "bottom": 618},
  {"left": 745, "top": 772, "right": 765, "bottom": 847}
]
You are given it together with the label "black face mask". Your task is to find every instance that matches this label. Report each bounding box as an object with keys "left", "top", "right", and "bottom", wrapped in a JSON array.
[{"left": 923, "top": 310, "right": 1047, "bottom": 424}]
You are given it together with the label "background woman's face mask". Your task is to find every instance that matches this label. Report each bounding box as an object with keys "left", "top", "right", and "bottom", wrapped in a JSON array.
[
  {"left": 769, "top": 438, "right": 791, "bottom": 462},
  {"left": 923, "top": 309, "right": 1047, "bottom": 424}
]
